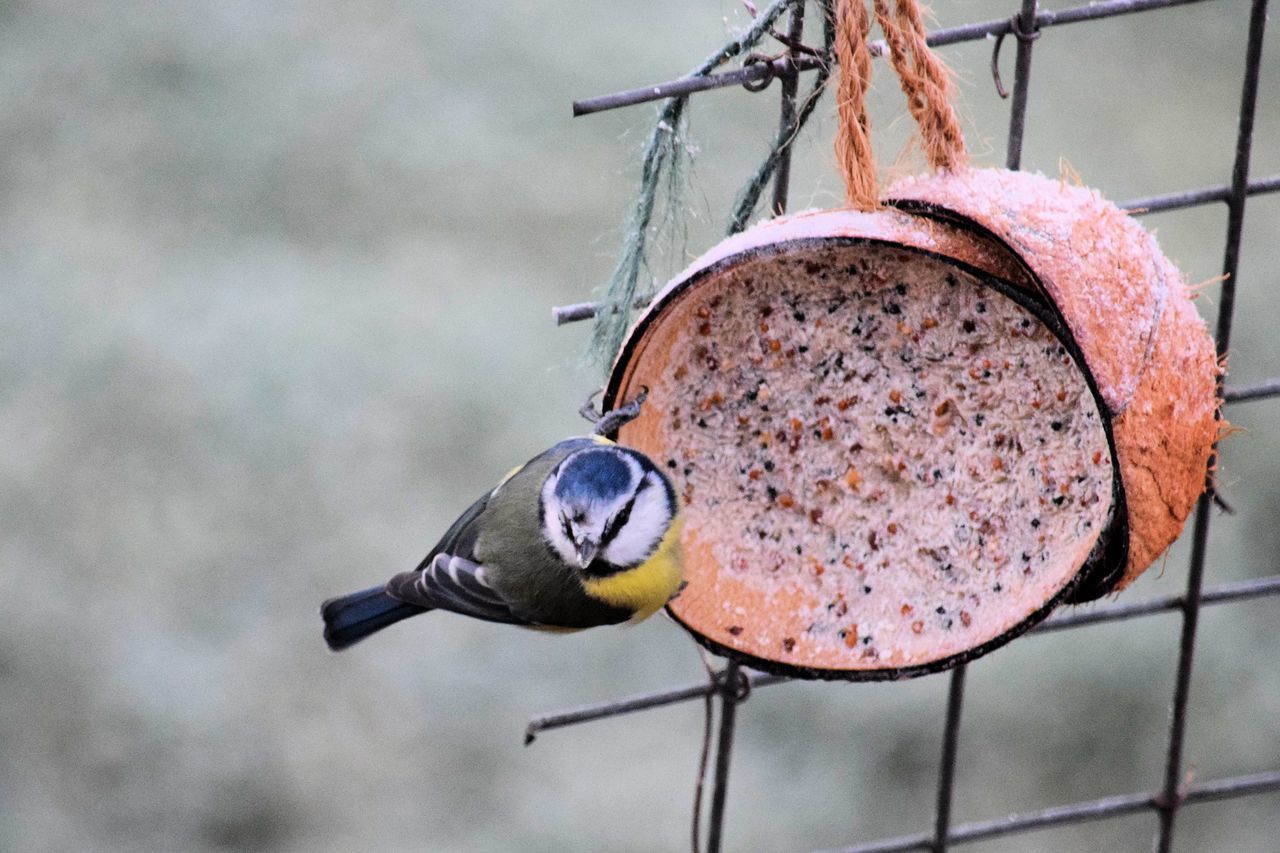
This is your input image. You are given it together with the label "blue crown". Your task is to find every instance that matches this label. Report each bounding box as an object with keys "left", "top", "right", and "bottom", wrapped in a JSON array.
[{"left": 554, "top": 449, "right": 632, "bottom": 503}]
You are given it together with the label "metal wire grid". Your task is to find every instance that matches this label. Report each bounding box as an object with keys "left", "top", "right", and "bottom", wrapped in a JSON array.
[{"left": 539, "top": 1, "right": 1280, "bottom": 850}]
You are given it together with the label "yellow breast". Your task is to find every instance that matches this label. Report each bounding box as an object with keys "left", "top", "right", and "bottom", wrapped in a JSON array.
[{"left": 580, "top": 514, "right": 685, "bottom": 621}]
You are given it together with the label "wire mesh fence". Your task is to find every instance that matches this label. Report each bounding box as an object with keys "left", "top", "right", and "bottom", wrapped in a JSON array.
[{"left": 543, "top": 1, "right": 1278, "bottom": 850}]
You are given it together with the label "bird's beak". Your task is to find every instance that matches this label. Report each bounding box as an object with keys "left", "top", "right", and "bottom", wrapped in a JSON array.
[{"left": 574, "top": 538, "right": 599, "bottom": 569}]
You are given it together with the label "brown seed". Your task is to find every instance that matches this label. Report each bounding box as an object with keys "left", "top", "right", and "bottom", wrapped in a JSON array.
[
  {"left": 698, "top": 321, "right": 711, "bottom": 336},
  {"left": 767, "top": 338, "right": 782, "bottom": 352},
  {"left": 782, "top": 637, "right": 796, "bottom": 652},
  {"left": 887, "top": 522, "right": 898, "bottom": 535},
  {"left": 809, "top": 508, "right": 824, "bottom": 524},
  {"left": 778, "top": 492, "right": 796, "bottom": 509},
  {"left": 945, "top": 494, "right": 955, "bottom": 506},
  {"left": 821, "top": 426, "right": 834, "bottom": 441},
  {"left": 934, "top": 400, "right": 950, "bottom": 416},
  {"left": 992, "top": 456, "right": 1004, "bottom": 471},
  {"left": 923, "top": 316, "right": 938, "bottom": 329},
  {"left": 789, "top": 417, "right": 803, "bottom": 433},
  {"left": 814, "top": 395, "right": 831, "bottom": 405},
  {"left": 674, "top": 364, "right": 688, "bottom": 380},
  {"left": 844, "top": 630, "right": 858, "bottom": 649},
  {"left": 861, "top": 647, "right": 879, "bottom": 661},
  {"left": 889, "top": 389, "right": 902, "bottom": 404},
  {"left": 900, "top": 603, "right": 913, "bottom": 615},
  {"left": 912, "top": 620, "right": 924, "bottom": 634},
  {"left": 696, "top": 305, "right": 711, "bottom": 319},
  {"left": 759, "top": 321, "right": 770, "bottom": 333},
  {"left": 844, "top": 466, "right": 862, "bottom": 491},
  {"left": 1057, "top": 389, "right": 1068, "bottom": 401},
  {"left": 727, "top": 625, "right": 743, "bottom": 636},
  {"left": 960, "top": 610, "right": 972, "bottom": 628},
  {"left": 1093, "top": 450, "right": 1104, "bottom": 464},
  {"left": 748, "top": 469, "right": 762, "bottom": 481}
]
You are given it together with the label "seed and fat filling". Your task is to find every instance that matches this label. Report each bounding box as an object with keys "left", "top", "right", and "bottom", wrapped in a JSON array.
[{"left": 651, "top": 244, "right": 1112, "bottom": 668}]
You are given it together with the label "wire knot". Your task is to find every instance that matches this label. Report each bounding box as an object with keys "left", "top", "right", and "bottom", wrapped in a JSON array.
[
  {"left": 741, "top": 53, "right": 778, "bottom": 92},
  {"left": 991, "top": 13, "right": 1042, "bottom": 99}
]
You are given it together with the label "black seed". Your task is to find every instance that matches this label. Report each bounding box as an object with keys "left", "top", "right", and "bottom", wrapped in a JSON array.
[
  {"left": 886, "top": 302, "right": 902, "bottom": 315},
  {"left": 793, "top": 310, "right": 807, "bottom": 322},
  {"left": 798, "top": 345, "right": 809, "bottom": 353},
  {"left": 962, "top": 320, "right": 976, "bottom": 333},
  {"left": 746, "top": 389, "right": 758, "bottom": 402},
  {"left": 763, "top": 460, "right": 775, "bottom": 471},
  {"left": 1053, "top": 495, "right": 1066, "bottom": 505},
  {"left": 666, "top": 459, "right": 677, "bottom": 469},
  {"left": 794, "top": 545, "right": 802, "bottom": 556},
  {"left": 993, "top": 583, "right": 1003, "bottom": 592},
  {"left": 1051, "top": 421, "right": 1063, "bottom": 431},
  {"left": 696, "top": 418, "right": 707, "bottom": 428},
  {"left": 683, "top": 467, "right": 692, "bottom": 476},
  {"left": 1022, "top": 552, "right": 1031, "bottom": 562},
  {"left": 767, "top": 486, "right": 778, "bottom": 500},
  {"left": 1031, "top": 518, "right": 1041, "bottom": 528},
  {"left": 936, "top": 606, "right": 945, "bottom": 614},
  {"left": 974, "top": 414, "right": 985, "bottom": 426},
  {"left": 895, "top": 283, "right": 907, "bottom": 296},
  {"left": 862, "top": 585, "right": 872, "bottom": 594},
  {"left": 944, "top": 618, "right": 953, "bottom": 629},
  {"left": 976, "top": 301, "right": 986, "bottom": 314}
]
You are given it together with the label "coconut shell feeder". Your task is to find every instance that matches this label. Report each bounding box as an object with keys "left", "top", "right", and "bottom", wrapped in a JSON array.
[{"left": 601, "top": 0, "right": 1221, "bottom": 680}]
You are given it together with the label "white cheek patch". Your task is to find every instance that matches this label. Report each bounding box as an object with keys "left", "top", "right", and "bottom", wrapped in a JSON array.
[
  {"left": 541, "top": 475, "right": 578, "bottom": 565},
  {"left": 601, "top": 478, "right": 673, "bottom": 568}
]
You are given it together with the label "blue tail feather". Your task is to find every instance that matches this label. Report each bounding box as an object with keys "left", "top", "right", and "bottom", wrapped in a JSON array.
[{"left": 321, "top": 585, "right": 427, "bottom": 651}]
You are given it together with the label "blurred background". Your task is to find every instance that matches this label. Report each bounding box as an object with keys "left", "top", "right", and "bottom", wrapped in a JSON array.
[{"left": 1, "top": 1, "right": 1277, "bottom": 850}]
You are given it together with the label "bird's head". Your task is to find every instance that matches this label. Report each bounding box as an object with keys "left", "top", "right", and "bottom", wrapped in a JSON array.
[{"left": 540, "top": 445, "right": 677, "bottom": 574}]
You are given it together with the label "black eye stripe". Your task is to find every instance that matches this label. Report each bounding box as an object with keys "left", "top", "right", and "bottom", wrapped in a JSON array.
[{"left": 600, "top": 494, "right": 638, "bottom": 548}]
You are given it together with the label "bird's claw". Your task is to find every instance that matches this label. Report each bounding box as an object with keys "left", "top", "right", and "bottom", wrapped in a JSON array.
[
  {"left": 578, "top": 388, "right": 604, "bottom": 424},
  {"left": 589, "top": 386, "right": 650, "bottom": 437}
]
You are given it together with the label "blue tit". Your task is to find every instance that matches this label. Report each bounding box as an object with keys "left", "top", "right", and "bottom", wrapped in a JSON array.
[{"left": 321, "top": 435, "right": 684, "bottom": 650}]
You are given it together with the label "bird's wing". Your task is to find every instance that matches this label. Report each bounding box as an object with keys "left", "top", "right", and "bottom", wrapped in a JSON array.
[
  {"left": 386, "top": 553, "right": 528, "bottom": 625},
  {"left": 415, "top": 487, "right": 493, "bottom": 570},
  {"left": 386, "top": 477, "right": 536, "bottom": 625}
]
